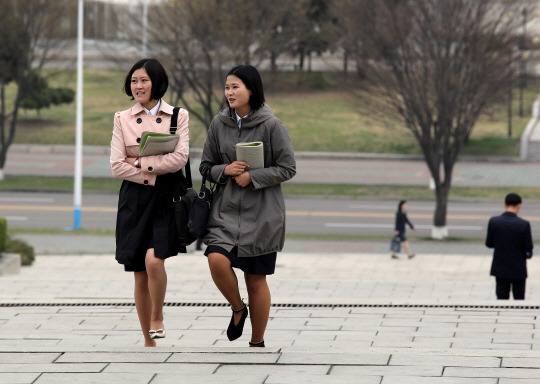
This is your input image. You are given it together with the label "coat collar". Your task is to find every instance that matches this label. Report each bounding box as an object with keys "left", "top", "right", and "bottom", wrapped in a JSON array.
[
  {"left": 502, "top": 211, "right": 517, "bottom": 218},
  {"left": 130, "top": 100, "right": 174, "bottom": 116},
  {"left": 220, "top": 104, "right": 273, "bottom": 128}
]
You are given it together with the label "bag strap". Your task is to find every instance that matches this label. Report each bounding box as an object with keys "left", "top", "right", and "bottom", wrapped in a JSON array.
[{"left": 171, "top": 106, "right": 192, "bottom": 189}]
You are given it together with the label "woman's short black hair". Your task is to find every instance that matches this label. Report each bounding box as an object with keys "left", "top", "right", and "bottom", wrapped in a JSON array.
[
  {"left": 226, "top": 65, "right": 265, "bottom": 110},
  {"left": 398, "top": 200, "right": 407, "bottom": 212},
  {"left": 123, "top": 58, "right": 168, "bottom": 101}
]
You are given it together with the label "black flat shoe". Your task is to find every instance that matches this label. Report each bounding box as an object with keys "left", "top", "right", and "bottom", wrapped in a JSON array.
[
  {"left": 249, "top": 340, "right": 265, "bottom": 347},
  {"left": 227, "top": 301, "right": 248, "bottom": 341}
]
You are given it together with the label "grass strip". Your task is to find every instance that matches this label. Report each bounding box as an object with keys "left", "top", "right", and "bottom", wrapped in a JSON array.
[
  {"left": 3, "top": 175, "right": 540, "bottom": 200},
  {"left": 8, "top": 228, "right": 115, "bottom": 236},
  {"left": 8, "top": 227, "right": 484, "bottom": 243}
]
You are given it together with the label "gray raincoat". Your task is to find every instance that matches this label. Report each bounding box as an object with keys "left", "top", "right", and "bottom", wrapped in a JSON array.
[{"left": 200, "top": 104, "right": 296, "bottom": 257}]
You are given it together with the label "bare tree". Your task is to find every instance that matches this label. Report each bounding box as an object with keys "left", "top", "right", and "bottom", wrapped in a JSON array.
[
  {"left": 147, "top": 0, "right": 300, "bottom": 130},
  {"left": 0, "top": 0, "right": 74, "bottom": 180},
  {"left": 331, "top": 0, "right": 371, "bottom": 77},
  {"left": 253, "top": 0, "right": 305, "bottom": 73},
  {"left": 0, "top": 0, "right": 29, "bottom": 180},
  {"left": 145, "top": 0, "right": 232, "bottom": 131},
  {"left": 290, "top": 0, "right": 334, "bottom": 72},
  {"left": 354, "top": 0, "right": 522, "bottom": 238},
  {"left": 100, "top": 0, "right": 331, "bottom": 132}
]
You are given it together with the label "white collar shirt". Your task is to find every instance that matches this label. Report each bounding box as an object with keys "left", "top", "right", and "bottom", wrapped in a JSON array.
[{"left": 143, "top": 100, "right": 161, "bottom": 116}]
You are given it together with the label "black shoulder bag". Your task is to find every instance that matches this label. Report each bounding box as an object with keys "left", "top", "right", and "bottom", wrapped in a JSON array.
[
  {"left": 171, "top": 107, "right": 214, "bottom": 246},
  {"left": 188, "top": 169, "right": 215, "bottom": 238},
  {"left": 171, "top": 107, "right": 197, "bottom": 246}
]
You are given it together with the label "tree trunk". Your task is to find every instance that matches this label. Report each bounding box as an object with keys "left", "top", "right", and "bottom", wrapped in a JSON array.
[
  {"left": 424, "top": 147, "right": 452, "bottom": 240},
  {"left": 0, "top": 84, "right": 6, "bottom": 171},
  {"left": 298, "top": 47, "right": 305, "bottom": 71},
  {"left": 270, "top": 51, "right": 278, "bottom": 74},
  {"left": 432, "top": 182, "right": 450, "bottom": 239}
]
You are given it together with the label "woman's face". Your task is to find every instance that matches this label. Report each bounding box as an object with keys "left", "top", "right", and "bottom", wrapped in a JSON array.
[
  {"left": 401, "top": 203, "right": 407, "bottom": 212},
  {"left": 131, "top": 68, "right": 154, "bottom": 107},
  {"left": 225, "top": 75, "right": 252, "bottom": 116}
]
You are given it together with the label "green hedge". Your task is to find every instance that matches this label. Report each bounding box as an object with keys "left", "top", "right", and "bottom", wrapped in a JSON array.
[
  {"left": 0, "top": 218, "right": 35, "bottom": 265},
  {"left": 6, "top": 238, "right": 35, "bottom": 266}
]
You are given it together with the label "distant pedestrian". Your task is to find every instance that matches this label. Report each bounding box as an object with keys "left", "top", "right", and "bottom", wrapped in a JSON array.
[
  {"left": 391, "top": 200, "right": 416, "bottom": 259},
  {"left": 485, "top": 193, "right": 533, "bottom": 300}
]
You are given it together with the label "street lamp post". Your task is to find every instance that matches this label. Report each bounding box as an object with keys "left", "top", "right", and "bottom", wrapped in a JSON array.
[
  {"left": 72, "top": 0, "right": 84, "bottom": 230},
  {"left": 142, "top": 0, "right": 148, "bottom": 57}
]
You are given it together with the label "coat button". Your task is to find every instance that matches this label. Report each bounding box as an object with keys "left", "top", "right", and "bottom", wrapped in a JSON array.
[
  {"left": 136, "top": 118, "right": 142, "bottom": 124},
  {"left": 156, "top": 118, "right": 162, "bottom": 123},
  {"left": 144, "top": 180, "right": 148, "bottom": 185},
  {"left": 136, "top": 137, "right": 141, "bottom": 143},
  {"left": 148, "top": 166, "right": 153, "bottom": 172}
]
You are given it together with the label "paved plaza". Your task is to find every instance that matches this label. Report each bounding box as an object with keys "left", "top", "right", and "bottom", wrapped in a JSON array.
[
  {"left": 3, "top": 144, "right": 540, "bottom": 382},
  {"left": 2, "top": 248, "right": 540, "bottom": 383}
]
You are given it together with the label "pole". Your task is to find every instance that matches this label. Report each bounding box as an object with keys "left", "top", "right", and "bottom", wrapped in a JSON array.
[
  {"left": 142, "top": 0, "right": 148, "bottom": 57},
  {"left": 73, "top": 0, "right": 84, "bottom": 230}
]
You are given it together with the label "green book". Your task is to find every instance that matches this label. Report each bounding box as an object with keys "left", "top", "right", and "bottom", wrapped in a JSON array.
[{"left": 139, "top": 131, "right": 179, "bottom": 156}]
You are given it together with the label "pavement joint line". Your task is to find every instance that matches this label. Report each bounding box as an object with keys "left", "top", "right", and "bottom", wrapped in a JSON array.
[{"left": 1, "top": 302, "right": 540, "bottom": 309}]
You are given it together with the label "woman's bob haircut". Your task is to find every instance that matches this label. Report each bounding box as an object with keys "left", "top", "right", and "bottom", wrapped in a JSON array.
[
  {"left": 123, "top": 58, "right": 168, "bottom": 101},
  {"left": 226, "top": 65, "right": 265, "bottom": 111}
]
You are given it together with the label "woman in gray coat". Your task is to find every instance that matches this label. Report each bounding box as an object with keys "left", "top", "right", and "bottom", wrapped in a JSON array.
[{"left": 200, "top": 65, "right": 296, "bottom": 347}]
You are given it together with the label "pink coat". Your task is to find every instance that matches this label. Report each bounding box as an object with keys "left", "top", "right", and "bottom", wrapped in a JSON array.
[{"left": 110, "top": 100, "right": 189, "bottom": 186}]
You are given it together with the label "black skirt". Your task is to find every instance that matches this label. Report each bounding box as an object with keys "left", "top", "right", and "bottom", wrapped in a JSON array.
[
  {"left": 116, "top": 171, "right": 187, "bottom": 272},
  {"left": 204, "top": 245, "right": 277, "bottom": 275}
]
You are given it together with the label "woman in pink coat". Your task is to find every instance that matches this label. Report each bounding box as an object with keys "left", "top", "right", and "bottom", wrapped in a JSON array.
[{"left": 110, "top": 58, "right": 189, "bottom": 347}]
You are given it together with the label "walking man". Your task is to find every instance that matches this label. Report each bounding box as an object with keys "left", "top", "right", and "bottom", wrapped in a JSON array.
[{"left": 485, "top": 193, "right": 533, "bottom": 300}]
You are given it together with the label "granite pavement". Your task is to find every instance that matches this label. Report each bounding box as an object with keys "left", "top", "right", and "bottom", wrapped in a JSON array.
[{"left": 2, "top": 246, "right": 540, "bottom": 383}]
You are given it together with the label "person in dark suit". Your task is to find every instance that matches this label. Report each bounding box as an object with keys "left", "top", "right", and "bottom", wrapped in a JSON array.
[{"left": 485, "top": 193, "right": 533, "bottom": 300}]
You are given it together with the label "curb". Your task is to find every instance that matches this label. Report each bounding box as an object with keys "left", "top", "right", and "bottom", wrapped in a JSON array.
[
  {"left": 9, "top": 144, "right": 526, "bottom": 163},
  {"left": 0, "top": 253, "right": 21, "bottom": 276}
]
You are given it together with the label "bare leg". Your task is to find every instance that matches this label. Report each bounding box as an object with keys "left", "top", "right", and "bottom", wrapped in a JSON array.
[
  {"left": 244, "top": 273, "right": 271, "bottom": 344},
  {"left": 145, "top": 248, "right": 167, "bottom": 332},
  {"left": 207, "top": 252, "right": 244, "bottom": 324},
  {"left": 133, "top": 271, "right": 156, "bottom": 347},
  {"left": 402, "top": 241, "right": 414, "bottom": 257}
]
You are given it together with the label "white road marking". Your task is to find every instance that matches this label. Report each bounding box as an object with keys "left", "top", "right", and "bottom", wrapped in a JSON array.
[
  {"left": 348, "top": 204, "right": 498, "bottom": 212},
  {"left": 0, "top": 197, "right": 55, "bottom": 203},
  {"left": 326, "top": 223, "right": 483, "bottom": 231}
]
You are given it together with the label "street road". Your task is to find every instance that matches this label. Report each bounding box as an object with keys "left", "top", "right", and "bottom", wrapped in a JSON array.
[{"left": 3, "top": 191, "right": 540, "bottom": 239}]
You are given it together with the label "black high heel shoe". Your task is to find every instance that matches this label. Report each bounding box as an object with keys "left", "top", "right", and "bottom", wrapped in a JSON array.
[{"left": 227, "top": 301, "right": 248, "bottom": 341}]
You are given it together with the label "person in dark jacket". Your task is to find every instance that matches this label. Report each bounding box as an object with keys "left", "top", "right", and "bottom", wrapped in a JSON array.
[
  {"left": 486, "top": 193, "right": 533, "bottom": 300},
  {"left": 200, "top": 65, "right": 296, "bottom": 348},
  {"left": 391, "top": 200, "right": 416, "bottom": 259},
  {"left": 110, "top": 58, "right": 189, "bottom": 346}
]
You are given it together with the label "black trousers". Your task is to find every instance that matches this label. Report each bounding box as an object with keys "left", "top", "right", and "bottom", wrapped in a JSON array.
[{"left": 495, "top": 277, "right": 526, "bottom": 300}]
